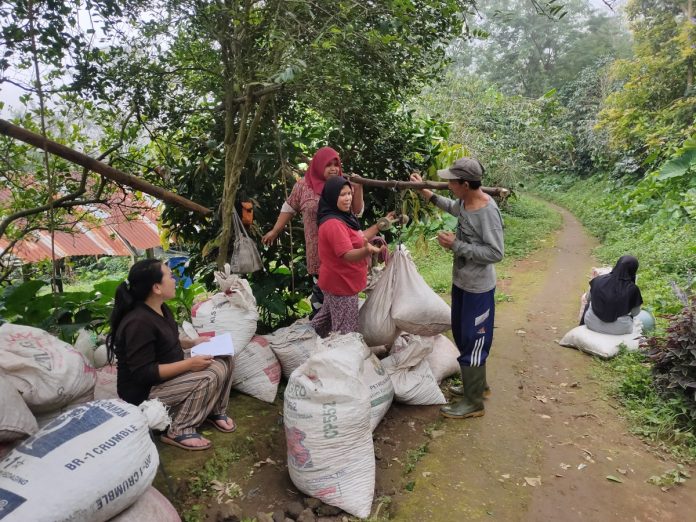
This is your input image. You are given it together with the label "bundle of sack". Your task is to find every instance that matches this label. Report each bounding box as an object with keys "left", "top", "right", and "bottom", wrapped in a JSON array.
[
  {"left": 359, "top": 245, "right": 451, "bottom": 346},
  {"left": 0, "top": 322, "right": 180, "bottom": 521},
  {"left": 190, "top": 263, "right": 280, "bottom": 403}
]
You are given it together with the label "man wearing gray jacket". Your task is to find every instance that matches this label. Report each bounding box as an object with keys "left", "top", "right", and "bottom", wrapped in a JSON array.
[{"left": 411, "top": 158, "right": 504, "bottom": 419}]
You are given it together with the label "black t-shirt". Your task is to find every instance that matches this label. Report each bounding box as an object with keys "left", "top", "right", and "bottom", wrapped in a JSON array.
[{"left": 115, "top": 302, "right": 183, "bottom": 405}]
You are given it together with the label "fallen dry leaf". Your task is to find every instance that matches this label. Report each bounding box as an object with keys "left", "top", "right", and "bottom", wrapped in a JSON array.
[{"left": 524, "top": 477, "right": 542, "bottom": 487}]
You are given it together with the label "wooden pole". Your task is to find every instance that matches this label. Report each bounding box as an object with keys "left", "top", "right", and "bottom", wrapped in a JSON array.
[
  {"left": 0, "top": 118, "right": 212, "bottom": 216},
  {"left": 347, "top": 174, "right": 510, "bottom": 199}
]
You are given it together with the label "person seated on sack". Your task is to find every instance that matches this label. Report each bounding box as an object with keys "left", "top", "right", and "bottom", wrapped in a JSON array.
[
  {"left": 106, "top": 259, "right": 236, "bottom": 451},
  {"left": 262, "top": 147, "right": 364, "bottom": 318},
  {"left": 310, "top": 175, "right": 397, "bottom": 337},
  {"left": 580, "top": 255, "right": 643, "bottom": 335}
]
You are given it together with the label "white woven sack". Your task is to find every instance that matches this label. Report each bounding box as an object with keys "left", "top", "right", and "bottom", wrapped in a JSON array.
[
  {"left": 109, "top": 486, "right": 181, "bottom": 522},
  {"left": 559, "top": 322, "right": 642, "bottom": 359},
  {"left": 94, "top": 365, "right": 119, "bottom": 401},
  {"left": 390, "top": 247, "right": 451, "bottom": 336},
  {"left": 34, "top": 387, "right": 95, "bottom": 428},
  {"left": 231, "top": 335, "right": 281, "bottom": 403},
  {"left": 0, "top": 399, "right": 162, "bottom": 522},
  {"left": 0, "top": 324, "right": 96, "bottom": 413},
  {"left": 426, "top": 335, "right": 461, "bottom": 383},
  {"left": 0, "top": 371, "right": 38, "bottom": 442},
  {"left": 359, "top": 255, "right": 400, "bottom": 346},
  {"left": 191, "top": 288, "right": 258, "bottom": 354},
  {"left": 284, "top": 347, "right": 374, "bottom": 518},
  {"left": 316, "top": 332, "right": 394, "bottom": 431},
  {"left": 266, "top": 320, "right": 318, "bottom": 378},
  {"left": 381, "top": 335, "right": 446, "bottom": 405}
]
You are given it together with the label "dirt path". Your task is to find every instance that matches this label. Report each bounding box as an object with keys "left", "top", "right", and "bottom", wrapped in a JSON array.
[
  {"left": 391, "top": 203, "right": 696, "bottom": 521},
  {"left": 162, "top": 203, "right": 696, "bottom": 521}
]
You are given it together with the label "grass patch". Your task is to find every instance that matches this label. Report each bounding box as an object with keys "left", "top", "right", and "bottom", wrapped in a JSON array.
[
  {"left": 404, "top": 442, "right": 429, "bottom": 475},
  {"left": 592, "top": 349, "right": 696, "bottom": 462},
  {"left": 406, "top": 193, "right": 562, "bottom": 291}
]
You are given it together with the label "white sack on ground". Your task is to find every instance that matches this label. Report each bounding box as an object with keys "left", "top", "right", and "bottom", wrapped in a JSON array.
[
  {"left": 381, "top": 335, "right": 446, "bottom": 405},
  {"left": 231, "top": 335, "right": 281, "bottom": 403},
  {"left": 0, "top": 324, "right": 96, "bottom": 413},
  {"left": 0, "top": 371, "right": 38, "bottom": 442},
  {"left": 191, "top": 266, "right": 258, "bottom": 353},
  {"left": 108, "top": 487, "right": 181, "bottom": 522},
  {"left": 426, "top": 335, "right": 461, "bottom": 383},
  {"left": 284, "top": 347, "right": 375, "bottom": 518},
  {"left": 74, "top": 329, "right": 109, "bottom": 369},
  {"left": 266, "top": 320, "right": 317, "bottom": 378},
  {"left": 0, "top": 399, "right": 162, "bottom": 522},
  {"left": 316, "top": 332, "right": 394, "bottom": 431},
  {"left": 390, "top": 247, "right": 451, "bottom": 336},
  {"left": 559, "top": 321, "right": 642, "bottom": 359},
  {"left": 359, "top": 255, "right": 400, "bottom": 347}
]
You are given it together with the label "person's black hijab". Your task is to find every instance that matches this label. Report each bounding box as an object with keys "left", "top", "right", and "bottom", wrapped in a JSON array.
[
  {"left": 317, "top": 176, "right": 361, "bottom": 230},
  {"left": 589, "top": 255, "right": 643, "bottom": 323}
]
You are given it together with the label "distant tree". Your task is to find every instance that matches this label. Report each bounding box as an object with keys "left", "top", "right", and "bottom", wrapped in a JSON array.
[{"left": 465, "top": 0, "right": 631, "bottom": 97}]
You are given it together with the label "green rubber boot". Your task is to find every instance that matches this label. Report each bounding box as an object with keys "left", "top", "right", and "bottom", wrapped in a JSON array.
[
  {"left": 440, "top": 366, "right": 486, "bottom": 419},
  {"left": 449, "top": 380, "right": 491, "bottom": 398}
]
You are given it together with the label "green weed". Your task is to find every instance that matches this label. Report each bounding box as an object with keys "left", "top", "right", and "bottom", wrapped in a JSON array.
[{"left": 404, "top": 442, "right": 429, "bottom": 475}]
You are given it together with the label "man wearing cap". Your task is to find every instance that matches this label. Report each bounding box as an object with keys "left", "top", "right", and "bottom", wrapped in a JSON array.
[{"left": 410, "top": 158, "right": 504, "bottom": 419}]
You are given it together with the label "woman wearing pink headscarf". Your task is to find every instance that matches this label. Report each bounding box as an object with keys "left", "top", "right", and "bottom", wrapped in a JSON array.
[{"left": 262, "top": 147, "right": 364, "bottom": 315}]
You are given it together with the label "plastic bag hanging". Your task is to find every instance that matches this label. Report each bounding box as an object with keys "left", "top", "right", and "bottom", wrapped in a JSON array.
[{"left": 229, "top": 207, "right": 263, "bottom": 273}]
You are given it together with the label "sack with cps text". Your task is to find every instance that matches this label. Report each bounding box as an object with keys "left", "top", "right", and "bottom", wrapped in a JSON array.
[
  {"left": 359, "top": 254, "right": 400, "bottom": 347},
  {"left": 231, "top": 335, "right": 281, "bottom": 403},
  {"left": 559, "top": 322, "right": 642, "bottom": 359},
  {"left": 266, "top": 319, "right": 318, "bottom": 379},
  {"left": 0, "top": 324, "right": 96, "bottom": 414},
  {"left": 425, "top": 335, "right": 461, "bottom": 383},
  {"left": 381, "top": 335, "right": 446, "bottom": 405},
  {"left": 284, "top": 346, "right": 374, "bottom": 518},
  {"left": 390, "top": 246, "right": 451, "bottom": 336},
  {"left": 191, "top": 265, "right": 258, "bottom": 353},
  {"left": 0, "top": 371, "right": 38, "bottom": 442},
  {"left": 0, "top": 399, "right": 167, "bottom": 522},
  {"left": 315, "top": 332, "right": 394, "bottom": 432}
]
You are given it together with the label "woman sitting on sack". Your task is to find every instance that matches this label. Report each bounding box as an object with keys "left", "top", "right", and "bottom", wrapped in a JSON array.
[
  {"left": 311, "top": 175, "right": 396, "bottom": 337},
  {"left": 106, "top": 259, "right": 235, "bottom": 451},
  {"left": 581, "top": 255, "right": 643, "bottom": 335}
]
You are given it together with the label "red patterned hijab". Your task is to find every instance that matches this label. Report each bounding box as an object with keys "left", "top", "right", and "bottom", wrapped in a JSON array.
[{"left": 304, "top": 147, "right": 343, "bottom": 196}]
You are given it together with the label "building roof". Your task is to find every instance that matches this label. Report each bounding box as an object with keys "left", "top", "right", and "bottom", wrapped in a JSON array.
[{"left": 0, "top": 191, "right": 162, "bottom": 263}]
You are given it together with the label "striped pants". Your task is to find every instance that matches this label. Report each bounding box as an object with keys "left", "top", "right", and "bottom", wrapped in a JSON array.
[
  {"left": 451, "top": 285, "right": 496, "bottom": 367},
  {"left": 148, "top": 357, "right": 234, "bottom": 436}
]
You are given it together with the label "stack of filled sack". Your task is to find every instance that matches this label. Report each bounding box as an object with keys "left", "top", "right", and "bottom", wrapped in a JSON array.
[{"left": 0, "top": 321, "right": 179, "bottom": 521}]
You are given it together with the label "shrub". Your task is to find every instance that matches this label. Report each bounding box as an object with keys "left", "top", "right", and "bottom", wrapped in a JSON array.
[{"left": 646, "top": 284, "right": 696, "bottom": 421}]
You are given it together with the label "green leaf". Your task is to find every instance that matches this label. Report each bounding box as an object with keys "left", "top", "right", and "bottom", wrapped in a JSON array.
[{"left": 658, "top": 149, "right": 696, "bottom": 181}]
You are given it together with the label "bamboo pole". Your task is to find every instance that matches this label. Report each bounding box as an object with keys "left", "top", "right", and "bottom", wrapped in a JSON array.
[
  {"left": 347, "top": 174, "right": 510, "bottom": 199},
  {"left": 0, "top": 118, "right": 212, "bottom": 216}
]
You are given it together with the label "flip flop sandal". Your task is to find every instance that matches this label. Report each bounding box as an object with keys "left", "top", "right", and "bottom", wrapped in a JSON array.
[
  {"left": 160, "top": 432, "right": 212, "bottom": 451},
  {"left": 206, "top": 414, "right": 237, "bottom": 433}
]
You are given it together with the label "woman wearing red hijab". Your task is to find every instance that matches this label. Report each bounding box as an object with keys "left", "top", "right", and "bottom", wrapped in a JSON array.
[{"left": 262, "top": 147, "right": 364, "bottom": 315}]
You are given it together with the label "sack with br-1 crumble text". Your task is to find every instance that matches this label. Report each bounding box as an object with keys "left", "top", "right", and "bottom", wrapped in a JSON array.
[{"left": 0, "top": 399, "right": 162, "bottom": 522}]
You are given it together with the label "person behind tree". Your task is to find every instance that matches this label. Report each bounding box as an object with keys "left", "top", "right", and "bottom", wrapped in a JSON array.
[
  {"left": 411, "top": 158, "right": 504, "bottom": 420},
  {"left": 106, "top": 259, "right": 235, "bottom": 451},
  {"left": 581, "top": 255, "right": 643, "bottom": 335},
  {"left": 262, "top": 147, "right": 364, "bottom": 316},
  {"left": 310, "top": 175, "right": 395, "bottom": 337}
]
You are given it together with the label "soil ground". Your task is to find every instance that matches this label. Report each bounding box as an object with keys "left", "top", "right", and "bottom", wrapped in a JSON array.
[{"left": 157, "top": 203, "right": 696, "bottom": 521}]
